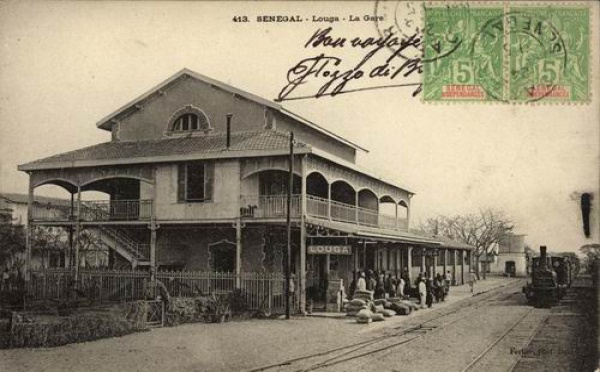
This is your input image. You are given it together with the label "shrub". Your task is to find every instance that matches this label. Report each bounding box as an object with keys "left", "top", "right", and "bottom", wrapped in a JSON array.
[
  {"left": 7, "top": 313, "right": 137, "bottom": 348},
  {"left": 166, "top": 297, "right": 209, "bottom": 326}
]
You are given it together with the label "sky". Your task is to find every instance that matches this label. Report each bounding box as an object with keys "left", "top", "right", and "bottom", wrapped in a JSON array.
[{"left": 0, "top": 1, "right": 598, "bottom": 253}]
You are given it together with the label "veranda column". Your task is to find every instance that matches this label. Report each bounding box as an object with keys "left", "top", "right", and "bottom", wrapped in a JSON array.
[
  {"left": 452, "top": 250, "right": 457, "bottom": 285},
  {"left": 24, "top": 177, "right": 34, "bottom": 283},
  {"left": 149, "top": 222, "right": 157, "bottom": 278},
  {"left": 461, "top": 250, "right": 466, "bottom": 285},
  {"left": 74, "top": 185, "right": 82, "bottom": 283},
  {"left": 327, "top": 184, "right": 332, "bottom": 221},
  {"left": 406, "top": 246, "right": 412, "bottom": 284},
  {"left": 235, "top": 217, "right": 242, "bottom": 288},
  {"left": 299, "top": 155, "right": 307, "bottom": 313},
  {"left": 420, "top": 248, "right": 426, "bottom": 275},
  {"left": 443, "top": 249, "right": 448, "bottom": 277},
  {"left": 355, "top": 193, "right": 359, "bottom": 224},
  {"left": 299, "top": 221, "right": 307, "bottom": 314},
  {"left": 433, "top": 251, "right": 438, "bottom": 276}
]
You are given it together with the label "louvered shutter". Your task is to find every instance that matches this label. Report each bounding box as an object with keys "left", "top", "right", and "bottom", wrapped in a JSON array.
[
  {"left": 177, "top": 164, "right": 186, "bottom": 202},
  {"left": 204, "top": 162, "right": 214, "bottom": 201}
]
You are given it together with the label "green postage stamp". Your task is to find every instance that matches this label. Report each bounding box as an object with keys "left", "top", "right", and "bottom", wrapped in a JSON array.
[{"left": 422, "top": 4, "right": 590, "bottom": 103}]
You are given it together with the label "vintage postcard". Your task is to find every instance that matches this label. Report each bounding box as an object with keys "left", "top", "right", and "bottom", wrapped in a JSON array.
[{"left": 0, "top": 1, "right": 599, "bottom": 371}]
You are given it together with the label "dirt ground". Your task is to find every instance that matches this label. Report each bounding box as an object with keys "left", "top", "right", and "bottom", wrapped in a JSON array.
[{"left": 0, "top": 278, "right": 521, "bottom": 372}]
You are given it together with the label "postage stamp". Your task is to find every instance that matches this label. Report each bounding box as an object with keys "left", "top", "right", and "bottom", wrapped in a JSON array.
[{"left": 422, "top": 3, "right": 590, "bottom": 103}]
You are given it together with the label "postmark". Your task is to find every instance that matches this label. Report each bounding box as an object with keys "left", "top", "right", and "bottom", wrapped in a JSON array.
[{"left": 421, "top": 3, "right": 590, "bottom": 103}]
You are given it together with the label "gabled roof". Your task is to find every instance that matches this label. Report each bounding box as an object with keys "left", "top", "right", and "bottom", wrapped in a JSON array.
[
  {"left": 97, "top": 68, "right": 367, "bottom": 153},
  {"left": 19, "top": 130, "right": 309, "bottom": 171}
]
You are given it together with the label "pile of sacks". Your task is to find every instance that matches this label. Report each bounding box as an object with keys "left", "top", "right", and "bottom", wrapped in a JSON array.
[{"left": 346, "top": 291, "right": 423, "bottom": 323}]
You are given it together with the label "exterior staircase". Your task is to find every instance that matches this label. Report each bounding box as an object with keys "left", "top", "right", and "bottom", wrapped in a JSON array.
[
  {"left": 97, "top": 226, "right": 150, "bottom": 268},
  {"left": 59, "top": 202, "right": 151, "bottom": 268}
]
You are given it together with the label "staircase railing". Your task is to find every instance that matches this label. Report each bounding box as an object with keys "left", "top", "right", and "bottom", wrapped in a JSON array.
[{"left": 99, "top": 226, "right": 150, "bottom": 262}]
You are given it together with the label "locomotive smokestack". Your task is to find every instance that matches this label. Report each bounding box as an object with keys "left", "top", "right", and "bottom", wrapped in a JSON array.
[
  {"left": 226, "top": 113, "right": 233, "bottom": 149},
  {"left": 540, "top": 246, "right": 547, "bottom": 268}
]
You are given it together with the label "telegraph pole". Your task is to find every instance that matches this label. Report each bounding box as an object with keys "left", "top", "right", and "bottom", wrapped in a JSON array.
[{"left": 285, "top": 132, "right": 294, "bottom": 320}]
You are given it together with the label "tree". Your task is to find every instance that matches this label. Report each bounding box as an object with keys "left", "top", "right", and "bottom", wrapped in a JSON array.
[
  {"left": 579, "top": 244, "right": 600, "bottom": 274},
  {"left": 0, "top": 211, "right": 26, "bottom": 271},
  {"left": 419, "top": 208, "right": 515, "bottom": 279}
]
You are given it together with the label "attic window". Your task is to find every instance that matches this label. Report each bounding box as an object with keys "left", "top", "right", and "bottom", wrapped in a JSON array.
[
  {"left": 168, "top": 105, "right": 211, "bottom": 133},
  {"left": 174, "top": 114, "right": 200, "bottom": 131}
]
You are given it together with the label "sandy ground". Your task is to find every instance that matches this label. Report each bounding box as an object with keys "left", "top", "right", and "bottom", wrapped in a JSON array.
[{"left": 0, "top": 277, "right": 521, "bottom": 372}]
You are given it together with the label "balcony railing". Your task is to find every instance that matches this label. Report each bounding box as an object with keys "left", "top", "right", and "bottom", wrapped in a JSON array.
[
  {"left": 30, "top": 199, "right": 152, "bottom": 222},
  {"left": 242, "top": 194, "right": 408, "bottom": 231},
  {"left": 240, "top": 195, "right": 301, "bottom": 218}
]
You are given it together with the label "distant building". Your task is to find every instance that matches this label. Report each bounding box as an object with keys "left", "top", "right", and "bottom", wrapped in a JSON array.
[
  {"left": 490, "top": 234, "right": 527, "bottom": 277},
  {"left": 0, "top": 193, "right": 108, "bottom": 269}
]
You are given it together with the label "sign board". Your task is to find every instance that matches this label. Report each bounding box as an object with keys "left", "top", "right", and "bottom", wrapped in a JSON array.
[{"left": 307, "top": 245, "right": 351, "bottom": 255}]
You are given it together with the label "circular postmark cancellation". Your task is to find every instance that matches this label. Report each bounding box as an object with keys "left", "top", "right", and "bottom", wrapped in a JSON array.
[
  {"left": 473, "top": 11, "right": 568, "bottom": 103},
  {"left": 374, "top": 0, "right": 423, "bottom": 60}
]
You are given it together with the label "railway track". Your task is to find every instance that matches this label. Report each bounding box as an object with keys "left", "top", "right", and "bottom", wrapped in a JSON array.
[
  {"left": 460, "top": 307, "right": 549, "bottom": 372},
  {"left": 245, "top": 280, "right": 526, "bottom": 372}
]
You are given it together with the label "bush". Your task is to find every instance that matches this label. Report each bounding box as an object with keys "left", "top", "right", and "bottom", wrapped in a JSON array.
[
  {"left": 7, "top": 313, "right": 137, "bottom": 348},
  {"left": 166, "top": 297, "right": 209, "bottom": 326}
]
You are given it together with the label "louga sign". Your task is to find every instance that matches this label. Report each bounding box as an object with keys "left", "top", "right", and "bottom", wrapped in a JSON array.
[{"left": 307, "top": 245, "right": 352, "bottom": 255}]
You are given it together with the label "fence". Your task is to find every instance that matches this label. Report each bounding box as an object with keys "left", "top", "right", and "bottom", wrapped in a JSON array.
[{"left": 27, "top": 269, "right": 296, "bottom": 312}]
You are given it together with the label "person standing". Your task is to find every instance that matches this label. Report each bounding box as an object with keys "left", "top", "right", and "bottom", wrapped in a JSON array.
[
  {"left": 356, "top": 271, "right": 367, "bottom": 293},
  {"left": 426, "top": 276, "right": 434, "bottom": 308},
  {"left": 418, "top": 277, "right": 427, "bottom": 309},
  {"left": 385, "top": 273, "right": 396, "bottom": 298},
  {"left": 468, "top": 272, "right": 477, "bottom": 294},
  {"left": 397, "top": 276, "right": 406, "bottom": 298},
  {"left": 366, "top": 270, "right": 376, "bottom": 291},
  {"left": 375, "top": 272, "right": 386, "bottom": 299},
  {"left": 444, "top": 270, "right": 452, "bottom": 299}
]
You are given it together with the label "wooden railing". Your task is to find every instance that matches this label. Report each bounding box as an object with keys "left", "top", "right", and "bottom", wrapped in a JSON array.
[
  {"left": 240, "top": 195, "right": 301, "bottom": 218},
  {"left": 27, "top": 269, "right": 297, "bottom": 312},
  {"left": 30, "top": 200, "right": 152, "bottom": 222},
  {"left": 241, "top": 194, "right": 408, "bottom": 231}
]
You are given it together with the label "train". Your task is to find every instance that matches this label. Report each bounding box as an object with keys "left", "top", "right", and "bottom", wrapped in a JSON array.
[{"left": 522, "top": 246, "right": 572, "bottom": 307}]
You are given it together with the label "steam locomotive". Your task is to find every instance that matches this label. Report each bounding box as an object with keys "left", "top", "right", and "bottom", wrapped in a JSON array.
[{"left": 522, "top": 246, "right": 571, "bottom": 307}]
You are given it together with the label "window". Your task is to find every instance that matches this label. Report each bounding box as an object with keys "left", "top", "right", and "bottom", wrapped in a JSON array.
[
  {"left": 177, "top": 162, "right": 214, "bottom": 202},
  {"left": 173, "top": 114, "right": 200, "bottom": 131},
  {"left": 168, "top": 105, "right": 211, "bottom": 133}
]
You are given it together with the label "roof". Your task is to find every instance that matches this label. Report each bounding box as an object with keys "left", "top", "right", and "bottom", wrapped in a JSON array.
[
  {"left": 19, "top": 130, "right": 309, "bottom": 171},
  {"left": 0, "top": 193, "right": 71, "bottom": 206},
  {"left": 96, "top": 68, "right": 367, "bottom": 153},
  {"left": 409, "top": 229, "right": 475, "bottom": 250}
]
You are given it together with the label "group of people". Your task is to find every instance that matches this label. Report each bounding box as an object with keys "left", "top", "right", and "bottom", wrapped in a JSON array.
[
  {"left": 416, "top": 272, "right": 453, "bottom": 309},
  {"left": 349, "top": 269, "right": 454, "bottom": 310},
  {"left": 350, "top": 270, "right": 408, "bottom": 300}
]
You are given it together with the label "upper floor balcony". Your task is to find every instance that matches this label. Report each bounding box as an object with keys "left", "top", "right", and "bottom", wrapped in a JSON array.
[
  {"left": 240, "top": 194, "right": 408, "bottom": 231},
  {"left": 31, "top": 199, "right": 153, "bottom": 223}
]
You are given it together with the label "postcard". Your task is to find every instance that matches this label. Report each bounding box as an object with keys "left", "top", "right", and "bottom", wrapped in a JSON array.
[{"left": 0, "top": 1, "right": 598, "bottom": 371}]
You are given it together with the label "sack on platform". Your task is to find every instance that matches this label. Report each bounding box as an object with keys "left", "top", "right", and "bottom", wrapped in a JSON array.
[
  {"left": 371, "top": 313, "right": 385, "bottom": 322},
  {"left": 349, "top": 299, "right": 367, "bottom": 307},
  {"left": 374, "top": 305, "right": 385, "bottom": 314},
  {"left": 380, "top": 309, "right": 396, "bottom": 317}
]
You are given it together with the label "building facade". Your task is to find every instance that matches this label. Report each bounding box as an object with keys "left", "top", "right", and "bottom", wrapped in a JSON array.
[{"left": 18, "top": 69, "right": 473, "bottom": 312}]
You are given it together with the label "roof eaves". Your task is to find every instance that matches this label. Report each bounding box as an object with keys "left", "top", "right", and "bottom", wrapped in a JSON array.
[{"left": 18, "top": 146, "right": 313, "bottom": 172}]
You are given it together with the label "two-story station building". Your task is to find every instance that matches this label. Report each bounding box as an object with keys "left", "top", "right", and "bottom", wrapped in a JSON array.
[{"left": 18, "top": 69, "right": 472, "bottom": 312}]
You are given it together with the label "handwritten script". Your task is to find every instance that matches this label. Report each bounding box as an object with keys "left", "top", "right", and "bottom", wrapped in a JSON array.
[{"left": 276, "top": 27, "right": 429, "bottom": 101}]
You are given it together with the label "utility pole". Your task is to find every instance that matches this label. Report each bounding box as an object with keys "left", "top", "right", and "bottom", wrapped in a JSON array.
[{"left": 285, "top": 132, "right": 294, "bottom": 320}]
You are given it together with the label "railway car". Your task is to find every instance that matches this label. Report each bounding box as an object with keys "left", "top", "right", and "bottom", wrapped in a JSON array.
[{"left": 522, "top": 246, "right": 571, "bottom": 307}]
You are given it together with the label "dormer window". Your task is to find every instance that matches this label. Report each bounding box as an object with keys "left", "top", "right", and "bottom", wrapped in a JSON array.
[{"left": 167, "top": 105, "right": 211, "bottom": 134}]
